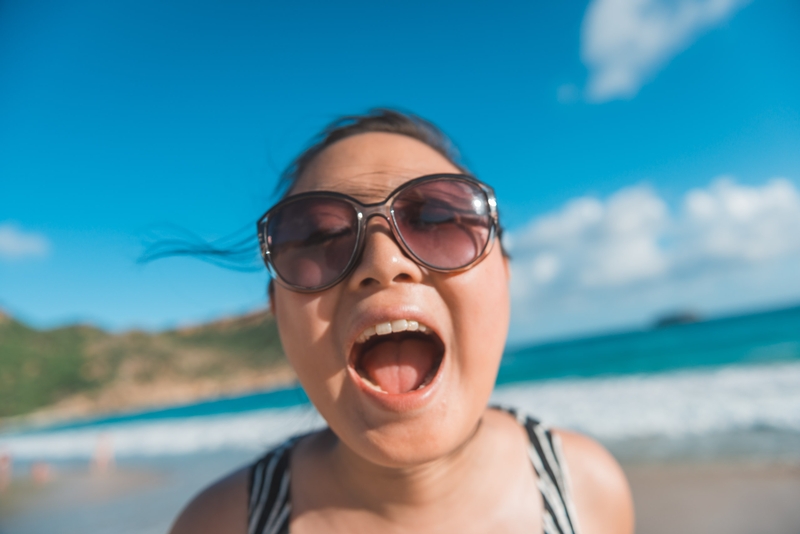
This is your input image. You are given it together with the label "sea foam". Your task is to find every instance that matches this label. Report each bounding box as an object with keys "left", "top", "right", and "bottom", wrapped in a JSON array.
[
  {"left": 1, "top": 406, "right": 325, "bottom": 460},
  {"left": 2, "top": 362, "right": 799, "bottom": 460},
  {"left": 492, "top": 361, "right": 800, "bottom": 440}
]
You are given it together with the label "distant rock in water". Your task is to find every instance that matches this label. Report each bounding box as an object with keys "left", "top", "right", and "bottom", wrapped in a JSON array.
[{"left": 653, "top": 310, "right": 702, "bottom": 328}]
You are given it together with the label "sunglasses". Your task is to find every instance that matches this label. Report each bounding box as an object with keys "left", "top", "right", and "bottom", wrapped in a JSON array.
[{"left": 257, "top": 173, "right": 500, "bottom": 292}]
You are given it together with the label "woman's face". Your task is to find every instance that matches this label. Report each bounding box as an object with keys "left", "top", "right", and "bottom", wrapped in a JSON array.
[{"left": 272, "top": 132, "right": 510, "bottom": 467}]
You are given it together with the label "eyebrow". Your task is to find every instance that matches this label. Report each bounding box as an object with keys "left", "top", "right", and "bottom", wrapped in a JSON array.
[
  {"left": 333, "top": 183, "right": 394, "bottom": 202},
  {"left": 302, "top": 170, "right": 416, "bottom": 202}
]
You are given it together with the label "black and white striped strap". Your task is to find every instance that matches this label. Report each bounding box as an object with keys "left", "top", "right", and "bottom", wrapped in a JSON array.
[
  {"left": 247, "top": 408, "right": 581, "bottom": 534},
  {"left": 499, "top": 406, "right": 581, "bottom": 534},
  {"left": 248, "top": 438, "right": 294, "bottom": 534}
]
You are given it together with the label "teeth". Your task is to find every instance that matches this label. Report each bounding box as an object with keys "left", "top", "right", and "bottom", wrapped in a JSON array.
[
  {"left": 362, "top": 377, "right": 384, "bottom": 392},
  {"left": 375, "top": 322, "right": 392, "bottom": 335},
  {"left": 355, "top": 319, "right": 433, "bottom": 344},
  {"left": 391, "top": 319, "right": 408, "bottom": 332}
]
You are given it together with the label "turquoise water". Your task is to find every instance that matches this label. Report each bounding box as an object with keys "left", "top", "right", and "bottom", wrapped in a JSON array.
[
  {"left": 497, "top": 304, "right": 800, "bottom": 385},
  {"left": 28, "top": 383, "right": 312, "bottom": 433},
  {"left": 28, "top": 303, "right": 800, "bottom": 433}
]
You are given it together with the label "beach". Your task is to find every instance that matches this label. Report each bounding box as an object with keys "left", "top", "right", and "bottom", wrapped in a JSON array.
[
  {"left": 624, "top": 460, "right": 800, "bottom": 534},
  {"left": 0, "top": 452, "right": 252, "bottom": 534},
  {"left": 2, "top": 408, "right": 800, "bottom": 534},
  {"left": 2, "top": 444, "right": 799, "bottom": 534},
  {"left": 3, "top": 308, "right": 799, "bottom": 533}
]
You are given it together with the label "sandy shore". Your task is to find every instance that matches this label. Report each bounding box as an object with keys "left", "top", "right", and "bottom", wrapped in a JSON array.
[
  {"left": 0, "top": 452, "right": 255, "bottom": 534},
  {"left": 2, "top": 454, "right": 799, "bottom": 534},
  {"left": 3, "top": 367, "right": 297, "bottom": 432},
  {"left": 624, "top": 461, "right": 800, "bottom": 534}
]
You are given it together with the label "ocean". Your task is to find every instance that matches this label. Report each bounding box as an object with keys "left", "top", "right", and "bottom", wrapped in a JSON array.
[
  {"left": 2, "top": 304, "right": 799, "bottom": 461},
  {"left": 2, "top": 305, "right": 800, "bottom": 534}
]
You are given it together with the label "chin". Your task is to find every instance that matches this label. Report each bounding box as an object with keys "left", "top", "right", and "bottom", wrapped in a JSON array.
[
  {"left": 342, "top": 405, "right": 481, "bottom": 468},
  {"left": 314, "top": 366, "right": 491, "bottom": 469}
]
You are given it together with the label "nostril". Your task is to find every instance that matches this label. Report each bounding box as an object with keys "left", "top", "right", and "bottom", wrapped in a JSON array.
[
  {"left": 359, "top": 276, "right": 380, "bottom": 288},
  {"left": 349, "top": 219, "right": 423, "bottom": 289}
]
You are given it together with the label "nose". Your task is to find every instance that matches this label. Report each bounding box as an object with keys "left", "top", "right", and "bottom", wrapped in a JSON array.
[{"left": 346, "top": 215, "right": 424, "bottom": 290}]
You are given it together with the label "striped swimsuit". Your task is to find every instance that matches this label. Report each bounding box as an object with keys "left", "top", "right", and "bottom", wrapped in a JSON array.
[{"left": 248, "top": 407, "right": 580, "bottom": 534}]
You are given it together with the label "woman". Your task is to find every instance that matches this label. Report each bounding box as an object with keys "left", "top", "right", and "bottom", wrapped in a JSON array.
[{"left": 171, "top": 109, "right": 634, "bottom": 534}]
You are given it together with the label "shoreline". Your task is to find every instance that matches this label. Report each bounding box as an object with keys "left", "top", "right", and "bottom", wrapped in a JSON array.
[{"left": 0, "top": 366, "right": 297, "bottom": 433}]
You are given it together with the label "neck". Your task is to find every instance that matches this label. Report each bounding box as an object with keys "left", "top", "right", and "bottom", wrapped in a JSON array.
[{"left": 325, "top": 418, "right": 487, "bottom": 512}]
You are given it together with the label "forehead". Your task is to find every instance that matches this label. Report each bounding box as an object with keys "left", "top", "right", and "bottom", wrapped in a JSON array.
[{"left": 291, "top": 132, "right": 462, "bottom": 202}]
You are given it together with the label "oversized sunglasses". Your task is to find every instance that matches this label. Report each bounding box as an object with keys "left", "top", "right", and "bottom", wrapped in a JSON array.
[{"left": 257, "top": 173, "right": 500, "bottom": 292}]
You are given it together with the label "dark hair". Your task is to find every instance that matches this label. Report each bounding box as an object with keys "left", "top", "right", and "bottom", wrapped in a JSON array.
[
  {"left": 139, "top": 109, "right": 503, "bottom": 273},
  {"left": 276, "top": 108, "right": 470, "bottom": 197}
]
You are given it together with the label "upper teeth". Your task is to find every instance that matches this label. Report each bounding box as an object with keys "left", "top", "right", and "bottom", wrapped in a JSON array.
[{"left": 355, "top": 319, "right": 431, "bottom": 344}]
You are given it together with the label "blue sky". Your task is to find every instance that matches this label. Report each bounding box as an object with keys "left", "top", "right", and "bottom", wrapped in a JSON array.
[{"left": 1, "top": 0, "right": 799, "bottom": 342}]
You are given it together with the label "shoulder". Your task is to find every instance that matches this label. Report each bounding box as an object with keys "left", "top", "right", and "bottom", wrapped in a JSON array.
[
  {"left": 169, "top": 465, "right": 250, "bottom": 534},
  {"left": 552, "top": 429, "right": 634, "bottom": 534}
]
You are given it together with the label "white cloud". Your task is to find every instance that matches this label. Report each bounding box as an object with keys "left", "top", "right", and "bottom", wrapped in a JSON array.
[
  {"left": 0, "top": 223, "right": 51, "bottom": 260},
  {"left": 680, "top": 178, "right": 800, "bottom": 262},
  {"left": 508, "top": 177, "right": 800, "bottom": 343},
  {"left": 581, "top": 0, "right": 750, "bottom": 102},
  {"left": 514, "top": 186, "right": 669, "bottom": 290}
]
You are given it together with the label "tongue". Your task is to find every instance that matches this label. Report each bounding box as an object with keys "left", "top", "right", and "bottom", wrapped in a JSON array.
[{"left": 360, "top": 337, "right": 437, "bottom": 394}]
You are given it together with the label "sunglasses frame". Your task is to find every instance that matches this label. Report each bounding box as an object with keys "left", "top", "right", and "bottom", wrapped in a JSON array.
[{"left": 257, "top": 173, "right": 500, "bottom": 293}]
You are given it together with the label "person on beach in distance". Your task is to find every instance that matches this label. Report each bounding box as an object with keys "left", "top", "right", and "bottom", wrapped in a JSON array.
[{"left": 170, "top": 109, "right": 634, "bottom": 534}]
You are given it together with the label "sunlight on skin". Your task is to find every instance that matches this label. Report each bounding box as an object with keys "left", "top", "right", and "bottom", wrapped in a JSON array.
[{"left": 171, "top": 133, "right": 633, "bottom": 534}]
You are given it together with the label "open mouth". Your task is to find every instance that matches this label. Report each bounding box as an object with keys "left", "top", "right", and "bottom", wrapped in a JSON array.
[{"left": 350, "top": 319, "right": 445, "bottom": 395}]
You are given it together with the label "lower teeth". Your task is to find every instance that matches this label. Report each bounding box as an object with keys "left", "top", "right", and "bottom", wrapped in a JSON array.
[{"left": 362, "top": 377, "right": 384, "bottom": 392}]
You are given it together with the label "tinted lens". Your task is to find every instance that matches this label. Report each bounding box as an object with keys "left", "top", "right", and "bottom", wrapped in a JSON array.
[
  {"left": 393, "top": 178, "right": 492, "bottom": 269},
  {"left": 267, "top": 197, "right": 359, "bottom": 289}
]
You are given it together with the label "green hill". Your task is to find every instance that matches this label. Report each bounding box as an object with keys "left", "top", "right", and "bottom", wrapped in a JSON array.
[{"left": 0, "top": 310, "right": 288, "bottom": 418}]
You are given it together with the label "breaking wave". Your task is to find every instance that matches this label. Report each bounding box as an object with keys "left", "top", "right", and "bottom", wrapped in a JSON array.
[
  {"left": 492, "top": 361, "right": 800, "bottom": 440},
  {"left": 2, "top": 362, "right": 799, "bottom": 460}
]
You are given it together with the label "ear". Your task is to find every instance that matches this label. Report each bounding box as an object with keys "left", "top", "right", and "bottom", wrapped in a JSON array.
[{"left": 503, "top": 254, "right": 511, "bottom": 282}]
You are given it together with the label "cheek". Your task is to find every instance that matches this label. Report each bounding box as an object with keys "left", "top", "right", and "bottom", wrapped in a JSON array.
[
  {"left": 446, "top": 250, "right": 510, "bottom": 381},
  {"left": 273, "top": 287, "right": 343, "bottom": 392}
]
